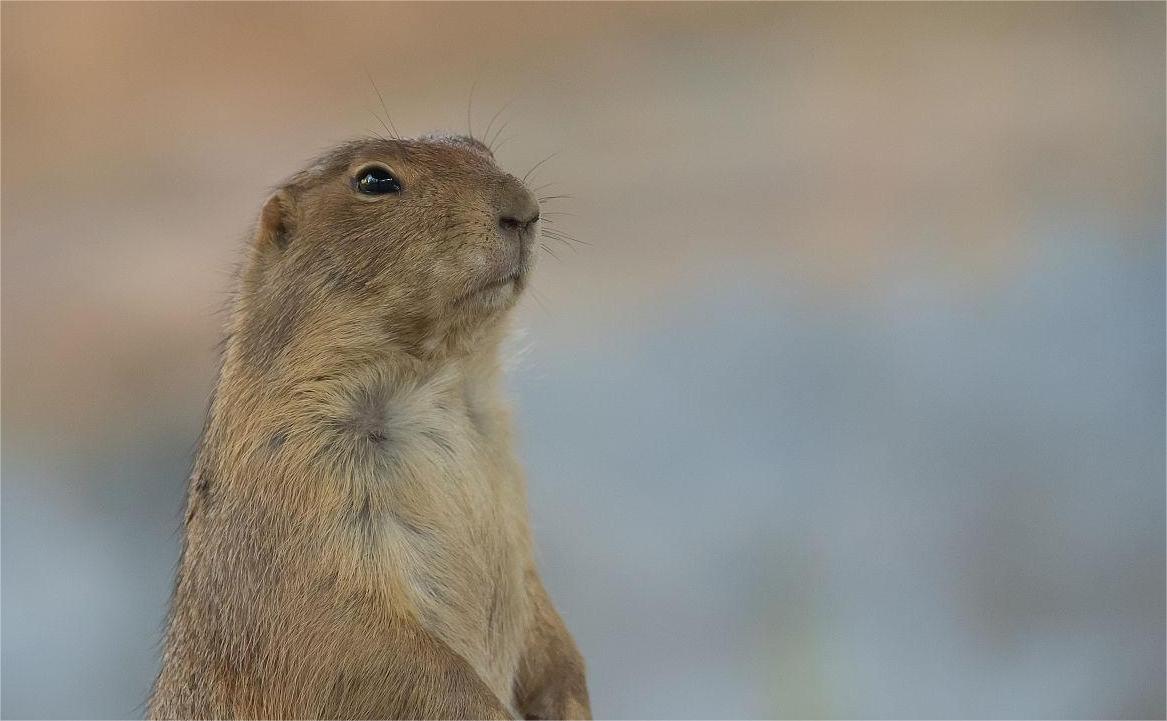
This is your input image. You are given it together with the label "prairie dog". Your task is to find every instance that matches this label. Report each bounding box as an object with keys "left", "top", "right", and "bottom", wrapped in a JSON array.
[{"left": 148, "top": 134, "right": 590, "bottom": 719}]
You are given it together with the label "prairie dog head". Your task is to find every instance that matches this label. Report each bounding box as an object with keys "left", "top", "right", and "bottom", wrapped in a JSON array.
[{"left": 237, "top": 135, "right": 541, "bottom": 367}]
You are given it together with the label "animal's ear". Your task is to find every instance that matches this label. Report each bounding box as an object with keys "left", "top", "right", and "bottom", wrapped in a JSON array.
[{"left": 255, "top": 189, "right": 297, "bottom": 252}]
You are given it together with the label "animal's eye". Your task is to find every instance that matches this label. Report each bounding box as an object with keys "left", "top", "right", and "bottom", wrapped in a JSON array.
[{"left": 355, "top": 166, "right": 401, "bottom": 195}]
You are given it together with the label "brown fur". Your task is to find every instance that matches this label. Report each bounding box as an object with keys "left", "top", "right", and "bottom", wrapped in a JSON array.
[{"left": 148, "top": 135, "right": 590, "bottom": 719}]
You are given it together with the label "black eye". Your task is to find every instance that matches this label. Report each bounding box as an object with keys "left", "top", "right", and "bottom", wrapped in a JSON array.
[{"left": 355, "top": 166, "right": 401, "bottom": 195}]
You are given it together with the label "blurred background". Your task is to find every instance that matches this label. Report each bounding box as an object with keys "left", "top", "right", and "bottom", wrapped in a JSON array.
[{"left": 2, "top": 2, "right": 1163, "bottom": 718}]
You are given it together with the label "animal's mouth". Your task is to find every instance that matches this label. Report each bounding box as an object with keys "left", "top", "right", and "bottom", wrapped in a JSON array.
[
  {"left": 478, "top": 273, "right": 520, "bottom": 294},
  {"left": 455, "top": 271, "right": 523, "bottom": 306}
]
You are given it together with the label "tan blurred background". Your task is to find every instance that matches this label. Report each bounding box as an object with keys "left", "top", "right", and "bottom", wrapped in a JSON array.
[{"left": 2, "top": 2, "right": 1164, "bottom": 718}]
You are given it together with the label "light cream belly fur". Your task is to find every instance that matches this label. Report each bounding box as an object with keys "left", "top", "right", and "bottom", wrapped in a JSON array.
[{"left": 324, "top": 360, "right": 534, "bottom": 707}]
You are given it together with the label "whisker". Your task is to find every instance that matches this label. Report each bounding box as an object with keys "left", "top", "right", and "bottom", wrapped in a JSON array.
[
  {"left": 467, "top": 79, "right": 479, "bottom": 140},
  {"left": 488, "top": 119, "right": 512, "bottom": 153},
  {"left": 366, "top": 110, "right": 393, "bottom": 140},
  {"left": 483, "top": 98, "right": 516, "bottom": 149},
  {"left": 491, "top": 135, "right": 514, "bottom": 154},
  {"left": 544, "top": 233, "right": 584, "bottom": 251},
  {"left": 523, "top": 153, "right": 559, "bottom": 184},
  {"left": 539, "top": 242, "right": 562, "bottom": 261},
  {"left": 543, "top": 234, "right": 579, "bottom": 253},
  {"left": 542, "top": 225, "right": 580, "bottom": 236},
  {"left": 538, "top": 194, "right": 573, "bottom": 202},
  {"left": 365, "top": 71, "right": 400, "bottom": 138},
  {"left": 543, "top": 229, "right": 590, "bottom": 247}
]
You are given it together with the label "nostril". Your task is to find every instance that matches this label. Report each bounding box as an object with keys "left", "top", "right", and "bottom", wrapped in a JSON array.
[{"left": 499, "top": 212, "right": 538, "bottom": 232}]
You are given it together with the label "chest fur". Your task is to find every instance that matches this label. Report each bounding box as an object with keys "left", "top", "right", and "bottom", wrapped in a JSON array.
[{"left": 319, "top": 365, "right": 534, "bottom": 702}]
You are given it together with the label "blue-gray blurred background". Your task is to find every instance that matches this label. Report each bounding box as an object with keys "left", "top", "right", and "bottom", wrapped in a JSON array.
[{"left": 2, "top": 3, "right": 1164, "bottom": 718}]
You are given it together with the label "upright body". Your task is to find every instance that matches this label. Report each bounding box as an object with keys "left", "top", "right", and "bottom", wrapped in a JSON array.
[{"left": 149, "top": 135, "right": 589, "bottom": 719}]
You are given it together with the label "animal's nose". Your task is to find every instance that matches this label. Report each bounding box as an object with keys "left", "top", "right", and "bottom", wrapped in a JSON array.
[
  {"left": 499, "top": 212, "right": 539, "bottom": 233},
  {"left": 497, "top": 187, "right": 540, "bottom": 239}
]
